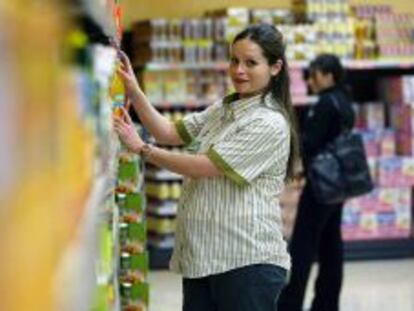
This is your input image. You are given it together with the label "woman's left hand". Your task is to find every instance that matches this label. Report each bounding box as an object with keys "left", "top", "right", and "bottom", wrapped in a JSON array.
[{"left": 113, "top": 107, "right": 144, "bottom": 154}]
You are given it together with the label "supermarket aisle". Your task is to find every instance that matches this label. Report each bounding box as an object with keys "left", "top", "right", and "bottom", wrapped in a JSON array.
[{"left": 149, "top": 259, "right": 414, "bottom": 311}]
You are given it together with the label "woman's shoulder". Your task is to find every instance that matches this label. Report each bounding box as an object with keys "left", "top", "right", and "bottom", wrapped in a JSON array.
[{"left": 251, "top": 107, "right": 290, "bottom": 133}]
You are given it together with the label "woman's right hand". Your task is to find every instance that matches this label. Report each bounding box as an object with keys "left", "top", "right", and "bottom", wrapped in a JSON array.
[{"left": 117, "top": 50, "right": 143, "bottom": 102}]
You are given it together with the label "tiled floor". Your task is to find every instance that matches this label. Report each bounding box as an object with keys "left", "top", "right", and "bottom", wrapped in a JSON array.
[{"left": 148, "top": 259, "right": 414, "bottom": 311}]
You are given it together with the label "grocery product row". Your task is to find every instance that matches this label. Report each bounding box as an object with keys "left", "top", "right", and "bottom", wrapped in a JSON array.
[
  {"left": 130, "top": 2, "right": 414, "bottom": 66},
  {"left": 1, "top": 1, "right": 153, "bottom": 310}
]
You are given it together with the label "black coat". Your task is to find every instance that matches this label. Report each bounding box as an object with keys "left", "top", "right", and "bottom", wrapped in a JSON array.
[{"left": 302, "top": 86, "right": 355, "bottom": 171}]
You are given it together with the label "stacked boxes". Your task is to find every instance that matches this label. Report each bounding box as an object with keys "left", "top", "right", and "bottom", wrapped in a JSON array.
[
  {"left": 280, "top": 20, "right": 354, "bottom": 60},
  {"left": 345, "top": 94, "right": 414, "bottom": 241},
  {"left": 279, "top": 24, "right": 319, "bottom": 61},
  {"left": 250, "top": 8, "right": 293, "bottom": 25},
  {"left": 358, "top": 103, "right": 385, "bottom": 130},
  {"left": 356, "top": 103, "right": 389, "bottom": 185},
  {"left": 352, "top": 5, "right": 389, "bottom": 59},
  {"left": 206, "top": 8, "right": 249, "bottom": 42},
  {"left": 116, "top": 147, "right": 149, "bottom": 311},
  {"left": 359, "top": 129, "right": 395, "bottom": 158},
  {"left": 292, "top": 0, "right": 351, "bottom": 22},
  {"left": 375, "top": 13, "right": 414, "bottom": 59},
  {"left": 132, "top": 18, "right": 220, "bottom": 65},
  {"left": 353, "top": 5, "right": 414, "bottom": 59},
  {"left": 353, "top": 4, "right": 393, "bottom": 18},
  {"left": 291, "top": 0, "right": 355, "bottom": 59},
  {"left": 377, "top": 157, "right": 414, "bottom": 187},
  {"left": 142, "top": 69, "right": 229, "bottom": 105},
  {"left": 342, "top": 188, "right": 412, "bottom": 240},
  {"left": 132, "top": 5, "right": 414, "bottom": 65}
]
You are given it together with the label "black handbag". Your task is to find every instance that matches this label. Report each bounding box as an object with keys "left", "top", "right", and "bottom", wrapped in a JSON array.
[{"left": 308, "top": 96, "right": 374, "bottom": 204}]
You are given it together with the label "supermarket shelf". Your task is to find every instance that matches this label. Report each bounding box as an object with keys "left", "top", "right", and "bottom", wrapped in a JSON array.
[
  {"left": 147, "top": 200, "right": 178, "bottom": 216},
  {"left": 344, "top": 238, "right": 414, "bottom": 261},
  {"left": 148, "top": 233, "right": 175, "bottom": 249},
  {"left": 289, "top": 59, "right": 414, "bottom": 70},
  {"left": 150, "top": 97, "right": 317, "bottom": 108},
  {"left": 54, "top": 175, "right": 114, "bottom": 311},
  {"left": 152, "top": 100, "right": 212, "bottom": 109},
  {"left": 344, "top": 59, "right": 414, "bottom": 70},
  {"left": 292, "top": 95, "right": 318, "bottom": 106},
  {"left": 290, "top": 59, "right": 414, "bottom": 70},
  {"left": 146, "top": 169, "right": 183, "bottom": 181},
  {"left": 137, "top": 59, "right": 414, "bottom": 72},
  {"left": 136, "top": 61, "right": 229, "bottom": 71},
  {"left": 147, "top": 207, "right": 177, "bottom": 217},
  {"left": 148, "top": 239, "right": 175, "bottom": 250}
]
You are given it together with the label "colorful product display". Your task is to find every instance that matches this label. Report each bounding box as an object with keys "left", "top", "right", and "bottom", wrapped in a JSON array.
[
  {"left": 354, "top": 5, "right": 414, "bottom": 59},
  {"left": 359, "top": 129, "right": 396, "bottom": 158},
  {"left": 342, "top": 187, "right": 412, "bottom": 241},
  {"left": 377, "top": 157, "right": 414, "bottom": 187},
  {"left": 142, "top": 69, "right": 229, "bottom": 105},
  {"left": 131, "top": 6, "right": 414, "bottom": 267},
  {"left": 342, "top": 74, "right": 414, "bottom": 243},
  {"left": 116, "top": 148, "right": 149, "bottom": 311},
  {"left": 132, "top": 17, "right": 229, "bottom": 65}
]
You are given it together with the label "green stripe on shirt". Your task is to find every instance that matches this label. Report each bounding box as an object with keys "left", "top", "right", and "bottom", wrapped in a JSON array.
[
  {"left": 206, "top": 145, "right": 249, "bottom": 187},
  {"left": 174, "top": 119, "right": 193, "bottom": 145}
]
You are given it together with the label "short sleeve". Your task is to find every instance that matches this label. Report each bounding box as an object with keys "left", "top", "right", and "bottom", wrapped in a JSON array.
[
  {"left": 206, "top": 114, "right": 290, "bottom": 186},
  {"left": 174, "top": 103, "right": 219, "bottom": 145}
]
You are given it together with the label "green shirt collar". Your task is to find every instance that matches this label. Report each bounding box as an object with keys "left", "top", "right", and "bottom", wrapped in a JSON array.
[{"left": 222, "top": 93, "right": 277, "bottom": 121}]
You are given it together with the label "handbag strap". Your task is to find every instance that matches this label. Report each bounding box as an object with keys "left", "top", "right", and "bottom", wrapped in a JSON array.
[{"left": 329, "top": 94, "right": 352, "bottom": 134}]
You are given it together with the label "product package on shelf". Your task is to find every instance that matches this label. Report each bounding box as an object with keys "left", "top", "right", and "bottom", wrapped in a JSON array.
[
  {"left": 291, "top": 0, "right": 355, "bottom": 59},
  {"left": 358, "top": 129, "right": 396, "bottom": 158},
  {"left": 250, "top": 8, "right": 293, "bottom": 25},
  {"left": 377, "top": 157, "right": 414, "bottom": 187},
  {"left": 141, "top": 69, "right": 229, "bottom": 107},
  {"left": 342, "top": 187, "right": 412, "bottom": 241},
  {"left": 353, "top": 4, "right": 414, "bottom": 59},
  {"left": 356, "top": 102, "right": 386, "bottom": 130},
  {"left": 131, "top": 17, "right": 219, "bottom": 65},
  {"left": 345, "top": 91, "right": 414, "bottom": 242},
  {"left": 375, "top": 13, "right": 414, "bottom": 59},
  {"left": 116, "top": 146, "right": 149, "bottom": 311},
  {"left": 146, "top": 181, "right": 182, "bottom": 201},
  {"left": 205, "top": 7, "right": 250, "bottom": 42},
  {"left": 56, "top": 40, "right": 127, "bottom": 311},
  {"left": 292, "top": 0, "right": 351, "bottom": 22}
]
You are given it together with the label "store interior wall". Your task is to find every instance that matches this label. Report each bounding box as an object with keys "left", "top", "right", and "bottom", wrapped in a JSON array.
[{"left": 122, "top": 0, "right": 414, "bottom": 27}]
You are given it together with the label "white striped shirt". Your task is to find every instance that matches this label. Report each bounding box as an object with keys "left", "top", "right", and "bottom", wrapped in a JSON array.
[{"left": 170, "top": 93, "right": 291, "bottom": 278}]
